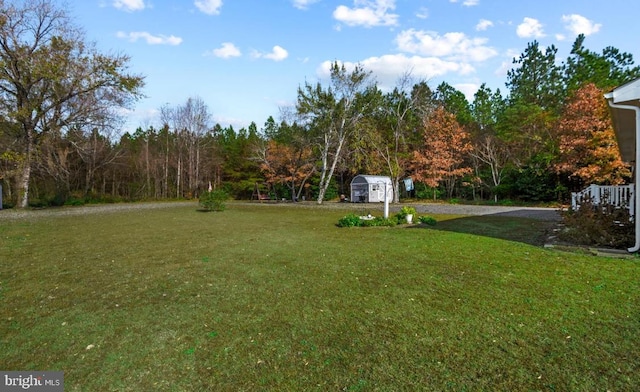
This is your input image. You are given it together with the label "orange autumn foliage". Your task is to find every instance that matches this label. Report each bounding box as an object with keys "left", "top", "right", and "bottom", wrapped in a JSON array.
[
  {"left": 259, "top": 140, "right": 315, "bottom": 196},
  {"left": 555, "top": 83, "right": 630, "bottom": 185},
  {"left": 411, "top": 107, "right": 473, "bottom": 196}
]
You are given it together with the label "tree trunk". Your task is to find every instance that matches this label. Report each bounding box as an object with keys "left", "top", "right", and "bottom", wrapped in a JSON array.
[
  {"left": 176, "top": 156, "right": 181, "bottom": 199},
  {"left": 18, "top": 158, "right": 31, "bottom": 208},
  {"left": 316, "top": 134, "right": 331, "bottom": 204},
  {"left": 164, "top": 133, "right": 169, "bottom": 198},
  {"left": 393, "top": 179, "right": 400, "bottom": 203},
  {"left": 17, "top": 130, "right": 34, "bottom": 208},
  {"left": 195, "top": 142, "right": 200, "bottom": 197},
  {"left": 145, "top": 137, "right": 151, "bottom": 198},
  {"left": 316, "top": 134, "right": 346, "bottom": 204}
]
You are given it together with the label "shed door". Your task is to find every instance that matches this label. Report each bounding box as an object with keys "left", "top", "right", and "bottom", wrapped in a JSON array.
[
  {"left": 377, "top": 184, "right": 387, "bottom": 201},
  {"left": 370, "top": 183, "right": 385, "bottom": 202}
]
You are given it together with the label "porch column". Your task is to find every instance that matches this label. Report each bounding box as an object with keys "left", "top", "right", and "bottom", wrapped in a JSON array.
[{"left": 607, "top": 101, "right": 640, "bottom": 252}]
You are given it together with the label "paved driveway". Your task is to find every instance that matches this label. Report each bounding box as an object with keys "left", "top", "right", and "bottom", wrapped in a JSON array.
[{"left": 411, "top": 204, "right": 561, "bottom": 221}]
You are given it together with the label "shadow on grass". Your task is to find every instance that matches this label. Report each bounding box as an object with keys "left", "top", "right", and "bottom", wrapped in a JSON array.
[
  {"left": 409, "top": 211, "right": 559, "bottom": 247},
  {"left": 196, "top": 208, "right": 226, "bottom": 213}
]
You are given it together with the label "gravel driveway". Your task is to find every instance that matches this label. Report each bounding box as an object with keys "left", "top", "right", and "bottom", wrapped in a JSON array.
[
  {"left": 0, "top": 200, "right": 561, "bottom": 221},
  {"left": 246, "top": 200, "right": 562, "bottom": 221},
  {"left": 0, "top": 201, "right": 196, "bottom": 220}
]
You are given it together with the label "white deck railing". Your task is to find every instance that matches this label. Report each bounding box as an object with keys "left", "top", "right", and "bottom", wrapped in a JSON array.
[{"left": 571, "top": 184, "right": 635, "bottom": 217}]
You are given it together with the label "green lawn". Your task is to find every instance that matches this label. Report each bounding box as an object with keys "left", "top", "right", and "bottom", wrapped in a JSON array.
[{"left": 1, "top": 203, "right": 638, "bottom": 391}]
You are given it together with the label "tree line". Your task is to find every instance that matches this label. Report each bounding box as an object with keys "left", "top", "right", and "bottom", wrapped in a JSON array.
[{"left": 1, "top": 0, "right": 639, "bottom": 208}]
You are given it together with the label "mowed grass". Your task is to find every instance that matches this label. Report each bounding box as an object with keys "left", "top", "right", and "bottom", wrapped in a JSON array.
[{"left": 1, "top": 203, "right": 639, "bottom": 391}]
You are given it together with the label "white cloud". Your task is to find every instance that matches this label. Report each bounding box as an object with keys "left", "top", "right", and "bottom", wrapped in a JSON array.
[
  {"left": 450, "top": 0, "right": 479, "bottom": 6},
  {"left": 195, "top": 0, "right": 223, "bottom": 15},
  {"left": 113, "top": 0, "right": 146, "bottom": 12},
  {"left": 495, "top": 49, "right": 520, "bottom": 78},
  {"left": 252, "top": 46, "right": 289, "bottom": 61},
  {"left": 212, "top": 114, "right": 249, "bottom": 130},
  {"left": 516, "top": 17, "right": 545, "bottom": 38},
  {"left": 116, "top": 31, "right": 183, "bottom": 45},
  {"left": 454, "top": 83, "right": 480, "bottom": 101},
  {"left": 476, "top": 19, "right": 493, "bottom": 31},
  {"left": 292, "top": 0, "right": 320, "bottom": 10},
  {"left": 556, "top": 33, "right": 566, "bottom": 41},
  {"left": 333, "top": 0, "right": 399, "bottom": 28},
  {"left": 416, "top": 7, "right": 428, "bottom": 19},
  {"left": 395, "top": 29, "right": 498, "bottom": 62},
  {"left": 318, "top": 55, "right": 475, "bottom": 91},
  {"left": 209, "top": 42, "right": 241, "bottom": 59},
  {"left": 562, "top": 14, "right": 601, "bottom": 36},
  {"left": 495, "top": 60, "right": 513, "bottom": 79}
]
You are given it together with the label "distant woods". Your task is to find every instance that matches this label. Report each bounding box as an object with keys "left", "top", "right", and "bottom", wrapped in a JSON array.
[{"left": 1, "top": 1, "right": 639, "bottom": 207}]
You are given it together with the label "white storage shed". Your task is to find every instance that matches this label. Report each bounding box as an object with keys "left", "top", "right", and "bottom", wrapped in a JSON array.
[{"left": 350, "top": 175, "right": 393, "bottom": 203}]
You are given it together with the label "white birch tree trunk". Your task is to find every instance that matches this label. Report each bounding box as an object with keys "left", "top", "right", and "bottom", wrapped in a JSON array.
[{"left": 18, "top": 156, "right": 31, "bottom": 208}]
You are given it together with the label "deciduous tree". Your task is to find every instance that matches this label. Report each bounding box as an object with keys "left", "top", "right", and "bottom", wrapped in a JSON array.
[
  {"left": 554, "top": 83, "right": 630, "bottom": 186},
  {"left": 411, "top": 107, "right": 473, "bottom": 199},
  {"left": 256, "top": 139, "right": 315, "bottom": 201},
  {"left": 370, "top": 74, "right": 432, "bottom": 202},
  {"left": 296, "top": 62, "right": 377, "bottom": 204},
  {"left": 470, "top": 84, "right": 509, "bottom": 201},
  {"left": 0, "top": 0, "right": 144, "bottom": 207}
]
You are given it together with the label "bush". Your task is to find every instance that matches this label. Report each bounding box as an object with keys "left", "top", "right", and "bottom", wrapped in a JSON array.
[
  {"left": 361, "top": 217, "right": 397, "bottom": 227},
  {"left": 65, "top": 194, "right": 85, "bottom": 206},
  {"left": 415, "top": 183, "right": 442, "bottom": 200},
  {"left": 498, "top": 199, "right": 515, "bottom": 206},
  {"left": 28, "top": 199, "right": 48, "bottom": 208},
  {"left": 391, "top": 205, "right": 415, "bottom": 224},
  {"left": 396, "top": 205, "right": 417, "bottom": 220},
  {"left": 64, "top": 198, "right": 85, "bottom": 206},
  {"left": 337, "top": 211, "right": 419, "bottom": 228},
  {"left": 418, "top": 215, "right": 437, "bottom": 226},
  {"left": 337, "top": 213, "right": 362, "bottom": 227},
  {"left": 560, "top": 197, "right": 634, "bottom": 248},
  {"left": 199, "top": 190, "right": 229, "bottom": 211}
]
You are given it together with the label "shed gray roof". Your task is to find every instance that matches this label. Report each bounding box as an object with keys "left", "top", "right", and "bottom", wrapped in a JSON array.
[{"left": 351, "top": 175, "right": 392, "bottom": 184}]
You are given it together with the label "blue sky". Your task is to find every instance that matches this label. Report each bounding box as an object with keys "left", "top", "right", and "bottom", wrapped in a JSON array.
[{"left": 71, "top": 0, "right": 640, "bottom": 133}]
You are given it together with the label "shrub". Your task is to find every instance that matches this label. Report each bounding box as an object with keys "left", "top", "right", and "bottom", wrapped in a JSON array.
[
  {"left": 418, "top": 215, "right": 437, "bottom": 226},
  {"left": 337, "top": 213, "right": 362, "bottom": 227},
  {"left": 361, "top": 217, "right": 397, "bottom": 227},
  {"left": 28, "top": 199, "right": 48, "bottom": 208},
  {"left": 415, "top": 184, "right": 442, "bottom": 200},
  {"left": 396, "top": 205, "right": 417, "bottom": 220},
  {"left": 50, "top": 192, "right": 67, "bottom": 207},
  {"left": 199, "top": 190, "right": 229, "bottom": 211},
  {"left": 560, "top": 197, "right": 633, "bottom": 248},
  {"left": 337, "top": 211, "right": 414, "bottom": 228},
  {"left": 65, "top": 195, "right": 85, "bottom": 206},
  {"left": 498, "top": 199, "right": 515, "bottom": 206},
  {"left": 391, "top": 205, "right": 415, "bottom": 224}
]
